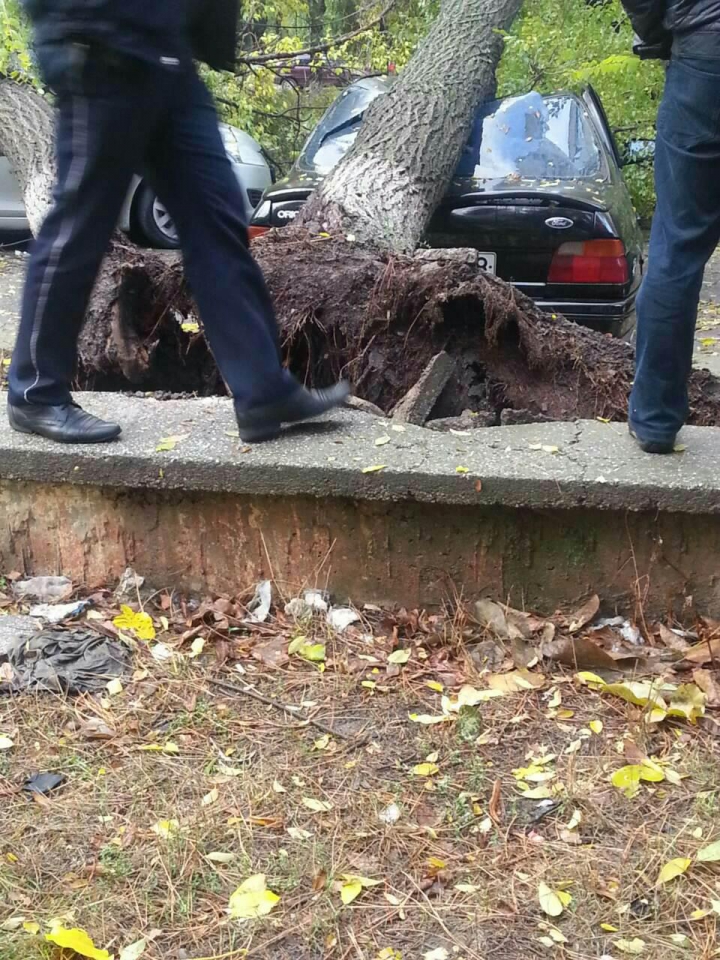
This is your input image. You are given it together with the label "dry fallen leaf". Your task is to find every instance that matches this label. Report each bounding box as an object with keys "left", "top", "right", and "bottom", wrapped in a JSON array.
[
  {"left": 113, "top": 605, "right": 156, "bottom": 641},
  {"left": 339, "top": 874, "right": 382, "bottom": 905},
  {"left": 697, "top": 839, "right": 720, "bottom": 862},
  {"left": 156, "top": 433, "right": 189, "bottom": 452},
  {"left": 202, "top": 788, "right": 219, "bottom": 807},
  {"left": 568, "top": 594, "right": 600, "bottom": 633},
  {"left": 413, "top": 762, "right": 440, "bottom": 777},
  {"left": 656, "top": 857, "right": 691, "bottom": 886},
  {"left": 0, "top": 734, "right": 15, "bottom": 750},
  {"left": 302, "top": 797, "right": 333, "bottom": 813},
  {"left": 538, "top": 881, "right": 572, "bottom": 917},
  {"left": 614, "top": 938, "right": 646, "bottom": 955},
  {"left": 228, "top": 874, "right": 280, "bottom": 921},
  {"left": 423, "top": 949, "right": 450, "bottom": 960},
  {"left": 45, "top": 925, "right": 111, "bottom": 960},
  {"left": 119, "top": 939, "right": 148, "bottom": 960}
]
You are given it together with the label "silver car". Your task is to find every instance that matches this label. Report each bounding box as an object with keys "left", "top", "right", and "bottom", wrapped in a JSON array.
[{"left": 0, "top": 122, "right": 272, "bottom": 248}]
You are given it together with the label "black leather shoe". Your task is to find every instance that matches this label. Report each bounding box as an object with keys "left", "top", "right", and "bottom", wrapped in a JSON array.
[
  {"left": 235, "top": 382, "right": 350, "bottom": 443},
  {"left": 8, "top": 402, "right": 122, "bottom": 444},
  {"left": 628, "top": 426, "right": 675, "bottom": 455}
]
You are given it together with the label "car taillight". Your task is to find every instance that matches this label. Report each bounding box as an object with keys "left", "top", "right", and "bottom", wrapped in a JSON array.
[
  {"left": 248, "top": 225, "right": 270, "bottom": 241},
  {"left": 548, "top": 239, "right": 629, "bottom": 284}
]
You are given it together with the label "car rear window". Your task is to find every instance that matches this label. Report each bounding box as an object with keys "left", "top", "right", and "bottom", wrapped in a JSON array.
[
  {"left": 459, "top": 92, "right": 604, "bottom": 181},
  {"left": 298, "top": 87, "right": 605, "bottom": 182}
]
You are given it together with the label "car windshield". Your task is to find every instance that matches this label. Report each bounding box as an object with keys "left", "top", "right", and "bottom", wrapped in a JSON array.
[
  {"left": 296, "top": 81, "right": 386, "bottom": 174},
  {"left": 298, "top": 88, "right": 604, "bottom": 182}
]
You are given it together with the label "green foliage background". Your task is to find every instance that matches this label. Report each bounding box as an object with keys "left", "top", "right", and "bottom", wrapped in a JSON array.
[{"left": 0, "top": 0, "right": 663, "bottom": 215}]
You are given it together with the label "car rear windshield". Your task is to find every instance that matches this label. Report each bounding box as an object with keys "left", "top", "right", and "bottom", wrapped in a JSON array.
[{"left": 298, "top": 88, "right": 604, "bottom": 182}]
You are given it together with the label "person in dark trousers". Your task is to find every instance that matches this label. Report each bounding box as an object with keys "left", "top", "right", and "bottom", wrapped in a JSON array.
[
  {"left": 8, "top": 0, "right": 348, "bottom": 444},
  {"left": 622, "top": 0, "right": 720, "bottom": 453}
]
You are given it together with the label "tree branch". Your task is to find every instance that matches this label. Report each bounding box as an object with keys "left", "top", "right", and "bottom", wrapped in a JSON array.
[{"left": 234, "top": 0, "right": 398, "bottom": 66}]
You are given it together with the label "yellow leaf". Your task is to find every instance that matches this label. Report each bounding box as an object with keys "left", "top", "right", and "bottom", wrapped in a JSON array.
[
  {"left": 23, "top": 921, "right": 40, "bottom": 935},
  {"left": 602, "top": 680, "right": 667, "bottom": 719},
  {"left": 589, "top": 720, "right": 603, "bottom": 734},
  {"left": 576, "top": 671, "right": 605, "bottom": 686},
  {"left": 375, "top": 436, "right": 391, "bottom": 447},
  {"left": 657, "top": 858, "right": 691, "bottom": 885},
  {"left": 666, "top": 683, "right": 706, "bottom": 724},
  {"left": 669, "top": 934, "right": 691, "bottom": 947},
  {"left": 119, "top": 940, "right": 148, "bottom": 960},
  {"left": 314, "top": 734, "right": 331, "bottom": 750},
  {"left": 408, "top": 712, "right": 451, "bottom": 725},
  {"left": 205, "top": 851, "right": 235, "bottom": 865},
  {"left": 413, "top": 762, "right": 439, "bottom": 777},
  {"left": 151, "top": 818, "right": 179, "bottom": 838},
  {"left": 156, "top": 433, "right": 189, "bottom": 452},
  {"left": 611, "top": 763, "right": 664, "bottom": 798},
  {"left": 388, "top": 649, "right": 411, "bottom": 664},
  {"left": 697, "top": 839, "right": 720, "bottom": 862},
  {"left": 614, "top": 938, "right": 646, "bottom": 955},
  {"left": 228, "top": 874, "right": 281, "bottom": 921},
  {"left": 538, "top": 882, "right": 570, "bottom": 917},
  {"left": 138, "top": 742, "right": 179, "bottom": 755},
  {"left": 488, "top": 669, "right": 545, "bottom": 693},
  {"left": 112, "top": 606, "right": 156, "bottom": 641},
  {"left": 202, "top": 788, "right": 219, "bottom": 807},
  {"left": 600, "top": 923, "right": 618, "bottom": 932},
  {"left": 189, "top": 637, "right": 205, "bottom": 658},
  {"left": 294, "top": 641, "right": 326, "bottom": 662},
  {"left": 443, "top": 685, "right": 505, "bottom": 712},
  {"left": 302, "top": 797, "right": 333, "bottom": 813},
  {"left": 339, "top": 874, "right": 381, "bottom": 906},
  {"left": 426, "top": 680, "right": 444, "bottom": 692},
  {"left": 341, "top": 879, "right": 363, "bottom": 905},
  {"left": 690, "top": 908, "right": 713, "bottom": 920},
  {"left": 362, "top": 464, "right": 386, "bottom": 474},
  {"left": 0, "top": 735, "right": 15, "bottom": 750},
  {"left": 45, "top": 925, "right": 111, "bottom": 960},
  {"left": 456, "top": 466, "right": 469, "bottom": 474}
]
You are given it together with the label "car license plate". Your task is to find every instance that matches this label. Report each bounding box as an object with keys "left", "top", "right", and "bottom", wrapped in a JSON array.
[{"left": 477, "top": 252, "right": 496, "bottom": 274}]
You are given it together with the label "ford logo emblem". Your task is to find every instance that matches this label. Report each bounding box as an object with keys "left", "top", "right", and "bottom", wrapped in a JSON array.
[{"left": 545, "top": 216, "right": 574, "bottom": 230}]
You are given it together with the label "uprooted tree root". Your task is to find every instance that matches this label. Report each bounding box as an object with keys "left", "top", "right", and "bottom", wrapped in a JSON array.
[{"left": 76, "top": 230, "right": 720, "bottom": 425}]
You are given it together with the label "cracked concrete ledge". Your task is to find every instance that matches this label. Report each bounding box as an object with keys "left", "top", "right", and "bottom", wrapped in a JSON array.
[
  {"left": 4, "top": 394, "right": 720, "bottom": 611},
  {"left": 0, "top": 393, "right": 718, "bottom": 514}
]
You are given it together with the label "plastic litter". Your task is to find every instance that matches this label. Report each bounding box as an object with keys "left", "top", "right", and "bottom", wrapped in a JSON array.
[
  {"left": 28, "top": 601, "right": 88, "bottom": 624},
  {"left": 327, "top": 607, "right": 361, "bottom": 632},
  {"left": 115, "top": 567, "right": 146, "bottom": 597},
  {"left": 23, "top": 771, "right": 66, "bottom": 795},
  {"left": 304, "top": 590, "right": 329, "bottom": 613},
  {"left": 245, "top": 580, "right": 272, "bottom": 623},
  {"left": 12, "top": 576, "right": 72, "bottom": 603},
  {"left": 1, "top": 626, "right": 130, "bottom": 695}
]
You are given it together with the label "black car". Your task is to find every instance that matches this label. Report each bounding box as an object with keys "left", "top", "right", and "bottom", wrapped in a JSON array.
[{"left": 250, "top": 78, "right": 645, "bottom": 337}]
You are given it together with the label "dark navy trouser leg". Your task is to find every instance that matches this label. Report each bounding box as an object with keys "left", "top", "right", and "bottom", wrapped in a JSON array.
[
  {"left": 143, "top": 69, "right": 294, "bottom": 410},
  {"left": 10, "top": 49, "right": 292, "bottom": 411}
]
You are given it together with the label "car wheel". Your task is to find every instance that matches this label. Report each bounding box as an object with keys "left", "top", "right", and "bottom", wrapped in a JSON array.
[{"left": 134, "top": 186, "right": 180, "bottom": 249}]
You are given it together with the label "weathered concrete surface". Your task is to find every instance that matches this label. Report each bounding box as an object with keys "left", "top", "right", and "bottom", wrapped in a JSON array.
[
  {"left": 1, "top": 393, "right": 720, "bottom": 513},
  {"left": 2, "top": 394, "right": 720, "bottom": 613}
]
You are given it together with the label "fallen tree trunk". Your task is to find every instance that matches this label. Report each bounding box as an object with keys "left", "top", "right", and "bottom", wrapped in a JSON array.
[{"left": 302, "top": 0, "right": 524, "bottom": 252}]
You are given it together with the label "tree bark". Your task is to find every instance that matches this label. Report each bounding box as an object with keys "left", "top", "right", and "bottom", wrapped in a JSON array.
[
  {"left": 0, "top": 79, "right": 55, "bottom": 234},
  {"left": 302, "top": 0, "right": 523, "bottom": 253}
]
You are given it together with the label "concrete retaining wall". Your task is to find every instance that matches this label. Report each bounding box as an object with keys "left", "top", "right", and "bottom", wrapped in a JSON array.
[{"left": 2, "top": 395, "right": 720, "bottom": 613}]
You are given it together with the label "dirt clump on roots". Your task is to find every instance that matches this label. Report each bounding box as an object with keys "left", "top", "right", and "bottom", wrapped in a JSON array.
[{"left": 75, "top": 231, "right": 720, "bottom": 426}]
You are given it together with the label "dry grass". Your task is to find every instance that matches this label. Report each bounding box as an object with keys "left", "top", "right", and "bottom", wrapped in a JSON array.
[{"left": 2, "top": 598, "right": 720, "bottom": 960}]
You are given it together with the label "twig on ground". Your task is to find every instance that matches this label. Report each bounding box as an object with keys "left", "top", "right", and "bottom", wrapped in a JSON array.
[{"left": 207, "top": 677, "right": 361, "bottom": 742}]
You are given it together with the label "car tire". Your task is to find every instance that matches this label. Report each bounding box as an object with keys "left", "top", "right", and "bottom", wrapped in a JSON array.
[{"left": 134, "top": 186, "right": 180, "bottom": 250}]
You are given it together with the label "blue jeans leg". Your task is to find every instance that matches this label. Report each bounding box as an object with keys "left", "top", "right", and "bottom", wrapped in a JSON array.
[{"left": 629, "top": 56, "right": 720, "bottom": 443}]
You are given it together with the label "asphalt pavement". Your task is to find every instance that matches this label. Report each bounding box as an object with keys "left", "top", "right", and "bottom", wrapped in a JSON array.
[{"left": 2, "top": 246, "right": 720, "bottom": 374}]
